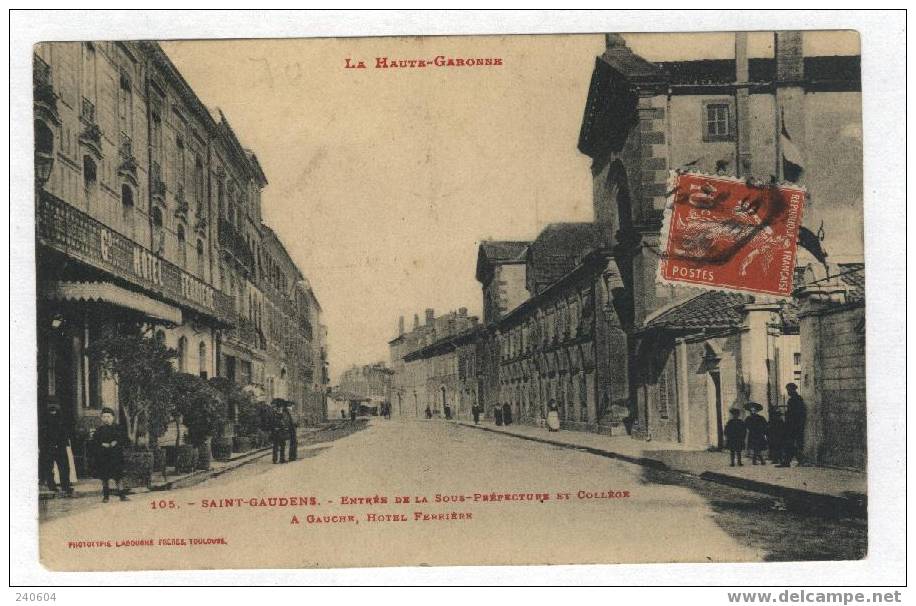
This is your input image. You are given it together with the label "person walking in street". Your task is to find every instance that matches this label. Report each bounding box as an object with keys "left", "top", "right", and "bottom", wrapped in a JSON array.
[
  {"left": 502, "top": 402, "right": 513, "bottom": 426},
  {"left": 724, "top": 407, "right": 747, "bottom": 467},
  {"left": 472, "top": 403, "right": 481, "bottom": 425},
  {"left": 39, "top": 403, "right": 73, "bottom": 497},
  {"left": 89, "top": 407, "right": 129, "bottom": 502},
  {"left": 768, "top": 408, "right": 786, "bottom": 464},
  {"left": 745, "top": 402, "right": 768, "bottom": 465},
  {"left": 424, "top": 405, "right": 432, "bottom": 420},
  {"left": 779, "top": 383, "right": 807, "bottom": 467},
  {"left": 350, "top": 403, "right": 358, "bottom": 423},
  {"left": 281, "top": 401, "right": 298, "bottom": 462},
  {"left": 444, "top": 403, "right": 452, "bottom": 420},
  {"left": 493, "top": 405, "right": 503, "bottom": 426},
  {"left": 271, "top": 400, "right": 288, "bottom": 464},
  {"left": 546, "top": 399, "right": 561, "bottom": 432}
]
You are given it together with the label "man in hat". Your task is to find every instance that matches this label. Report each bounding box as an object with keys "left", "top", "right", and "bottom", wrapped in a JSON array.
[
  {"left": 779, "top": 383, "right": 807, "bottom": 467},
  {"left": 744, "top": 402, "right": 768, "bottom": 465},
  {"left": 39, "top": 403, "right": 73, "bottom": 496},
  {"left": 270, "top": 399, "right": 288, "bottom": 464},
  {"left": 89, "top": 407, "right": 129, "bottom": 502},
  {"left": 724, "top": 407, "right": 747, "bottom": 467}
]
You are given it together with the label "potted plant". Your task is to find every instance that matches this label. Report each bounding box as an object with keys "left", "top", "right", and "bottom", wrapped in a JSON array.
[
  {"left": 175, "top": 375, "right": 224, "bottom": 471},
  {"left": 87, "top": 325, "right": 176, "bottom": 488}
]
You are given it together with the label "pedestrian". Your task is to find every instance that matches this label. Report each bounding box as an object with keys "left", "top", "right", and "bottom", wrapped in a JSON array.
[
  {"left": 472, "top": 404, "right": 481, "bottom": 425},
  {"left": 768, "top": 409, "right": 786, "bottom": 463},
  {"left": 444, "top": 403, "right": 452, "bottom": 420},
  {"left": 271, "top": 400, "right": 288, "bottom": 464},
  {"left": 745, "top": 402, "right": 768, "bottom": 465},
  {"left": 350, "top": 404, "right": 358, "bottom": 423},
  {"left": 424, "top": 405, "right": 432, "bottom": 420},
  {"left": 779, "top": 383, "right": 807, "bottom": 467},
  {"left": 282, "top": 401, "right": 298, "bottom": 462},
  {"left": 493, "top": 405, "right": 503, "bottom": 426},
  {"left": 89, "top": 407, "right": 129, "bottom": 502},
  {"left": 39, "top": 403, "right": 73, "bottom": 496},
  {"left": 724, "top": 407, "right": 747, "bottom": 467},
  {"left": 546, "top": 399, "right": 560, "bottom": 432},
  {"left": 502, "top": 402, "right": 513, "bottom": 426}
]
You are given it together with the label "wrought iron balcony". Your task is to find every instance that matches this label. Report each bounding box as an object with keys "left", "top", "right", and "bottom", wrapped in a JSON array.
[
  {"left": 33, "top": 55, "right": 59, "bottom": 125},
  {"left": 218, "top": 218, "right": 255, "bottom": 274}
]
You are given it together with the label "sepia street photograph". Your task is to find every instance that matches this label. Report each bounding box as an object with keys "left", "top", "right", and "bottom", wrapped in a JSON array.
[{"left": 12, "top": 11, "right": 905, "bottom": 588}]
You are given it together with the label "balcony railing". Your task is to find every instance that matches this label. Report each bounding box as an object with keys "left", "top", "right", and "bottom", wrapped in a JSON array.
[
  {"left": 37, "top": 191, "right": 235, "bottom": 326},
  {"left": 218, "top": 218, "right": 255, "bottom": 274}
]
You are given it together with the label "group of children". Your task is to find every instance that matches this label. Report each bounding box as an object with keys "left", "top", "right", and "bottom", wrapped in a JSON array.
[{"left": 723, "top": 383, "right": 806, "bottom": 468}]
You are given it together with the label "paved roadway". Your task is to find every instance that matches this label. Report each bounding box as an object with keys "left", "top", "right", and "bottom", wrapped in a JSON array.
[{"left": 39, "top": 418, "right": 866, "bottom": 571}]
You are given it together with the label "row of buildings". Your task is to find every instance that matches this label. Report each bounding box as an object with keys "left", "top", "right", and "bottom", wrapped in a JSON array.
[
  {"left": 389, "top": 32, "right": 865, "bottom": 470},
  {"left": 34, "top": 40, "right": 330, "bottom": 471}
]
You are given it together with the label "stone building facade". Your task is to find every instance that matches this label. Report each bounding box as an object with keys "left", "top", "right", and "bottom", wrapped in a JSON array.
[
  {"left": 796, "top": 266, "right": 865, "bottom": 470},
  {"left": 575, "top": 32, "right": 862, "bottom": 448},
  {"left": 388, "top": 308, "right": 480, "bottom": 418},
  {"left": 34, "top": 41, "right": 327, "bottom": 466}
]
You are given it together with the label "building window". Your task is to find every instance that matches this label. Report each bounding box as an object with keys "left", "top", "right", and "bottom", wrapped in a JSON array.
[
  {"left": 177, "top": 336, "right": 187, "bottom": 373},
  {"left": 82, "top": 156, "right": 97, "bottom": 205},
  {"left": 198, "top": 341, "right": 207, "bottom": 378},
  {"left": 151, "top": 207, "right": 164, "bottom": 253},
  {"left": 703, "top": 101, "right": 734, "bottom": 142},
  {"left": 118, "top": 72, "right": 132, "bottom": 140},
  {"left": 177, "top": 224, "right": 187, "bottom": 268},
  {"left": 121, "top": 184, "right": 134, "bottom": 231},
  {"left": 196, "top": 239, "right": 205, "bottom": 278}
]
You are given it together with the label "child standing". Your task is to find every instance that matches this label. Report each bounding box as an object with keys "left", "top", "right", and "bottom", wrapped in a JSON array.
[
  {"left": 90, "top": 407, "right": 129, "bottom": 502},
  {"left": 724, "top": 407, "right": 747, "bottom": 467},
  {"left": 745, "top": 402, "right": 769, "bottom": 465}
]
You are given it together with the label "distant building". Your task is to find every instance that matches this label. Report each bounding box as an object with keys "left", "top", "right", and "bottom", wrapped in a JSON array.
[
  {"left": 389, "top": 308, "right": 480, "bottom": 418},
  {"left": 338, "top": 362, "right": 394, "bottom": 415}
]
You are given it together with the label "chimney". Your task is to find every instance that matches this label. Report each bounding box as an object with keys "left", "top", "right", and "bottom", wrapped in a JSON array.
[
  {"left": 458, "top": 307, "right": 467, "bottom": 317},
  {"left": 425, "top": 308, "right": 435, "bottom": 325},
  {"left": 398, "top": 315, "right": 405, "bottom": 336},
  {"left": 413, "top": 314, "right": 420, "bottom": 329}
]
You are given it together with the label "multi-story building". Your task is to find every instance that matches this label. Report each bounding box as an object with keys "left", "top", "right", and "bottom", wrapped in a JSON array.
[
  {"left": 576, "top": 32, "right": 862, "bottom": 446},
  {"left": 34, "top": 41, "right": 326, "bottom": 467},
  {"left": 388, "top": 308, "right": 480, "bottom": 418},
  {"left": 338, "top": 362, "right": 394, "bottom": 414}
]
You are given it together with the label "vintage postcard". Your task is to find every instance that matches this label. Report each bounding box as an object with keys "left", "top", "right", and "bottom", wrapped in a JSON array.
[{"left": 32, "top": 29, "right": 869, "bottom": 572}]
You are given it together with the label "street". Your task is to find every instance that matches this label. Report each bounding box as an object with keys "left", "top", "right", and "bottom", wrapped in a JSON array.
[{"left": 39, "top": 419, "right": 866, "bottom": 571}]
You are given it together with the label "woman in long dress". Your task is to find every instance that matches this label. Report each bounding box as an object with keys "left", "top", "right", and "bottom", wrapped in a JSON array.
[{"left": 546, "top": 399, "right": 560, "bottom": 432}]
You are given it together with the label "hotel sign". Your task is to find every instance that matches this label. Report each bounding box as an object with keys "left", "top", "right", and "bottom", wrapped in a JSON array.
[{"left": 38, "top": 192, "right": 233, "bottom": 324}]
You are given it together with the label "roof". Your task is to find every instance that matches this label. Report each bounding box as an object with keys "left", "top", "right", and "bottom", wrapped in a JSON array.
[
  {"left": 644, "top": 291, "right": 753, "bottom": 331},
  {"left": 527, "top": 223, "right": 603, "bottom": 294},
  {"left": 476, "top": 240, "right": 530, "bottom": 282},
  {"left": 795, "top": 263, "right": 865, "bottom": 305}
]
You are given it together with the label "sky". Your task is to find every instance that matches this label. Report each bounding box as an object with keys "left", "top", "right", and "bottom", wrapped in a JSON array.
[
  {"left": 161, "top": 31, "right": 860, "bottom": 382},
  {"left": 162, "top": 34, "right": 604, "bottom": 380}
]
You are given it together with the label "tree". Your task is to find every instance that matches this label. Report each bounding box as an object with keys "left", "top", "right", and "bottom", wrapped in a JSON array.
[
  {"left": 170, "top": 373, "right": 224, "bottom": 446},
  {"left": 87, "top": 326, "right": 176, "bottom": 446}
]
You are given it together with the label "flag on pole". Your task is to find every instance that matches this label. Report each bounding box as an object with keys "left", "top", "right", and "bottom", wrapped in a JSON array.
[{"left": 780, "top": 110, "right": 804, "bottom": 182}]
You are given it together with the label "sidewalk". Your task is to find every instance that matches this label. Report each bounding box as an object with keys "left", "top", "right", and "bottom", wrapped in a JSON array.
[
  {"left": 455, "top": 420, "right": 867, "bottom": 517},
  {"left": 39, "top": 426, "right": 326, "bottom": 500}
]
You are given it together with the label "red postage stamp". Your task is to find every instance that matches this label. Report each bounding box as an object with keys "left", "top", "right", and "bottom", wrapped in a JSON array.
[{"left": 658, "top": 171, "right": 806, "bottom": 296}]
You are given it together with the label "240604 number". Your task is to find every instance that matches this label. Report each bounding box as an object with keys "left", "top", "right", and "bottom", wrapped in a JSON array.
[{"left": 15, "top": 594, "right": 56, "bottom": 602}]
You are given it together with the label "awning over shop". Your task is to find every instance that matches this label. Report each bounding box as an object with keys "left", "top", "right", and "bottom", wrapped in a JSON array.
[{"left": 42, "top": 281, "right": 182, "bottom": 325}]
